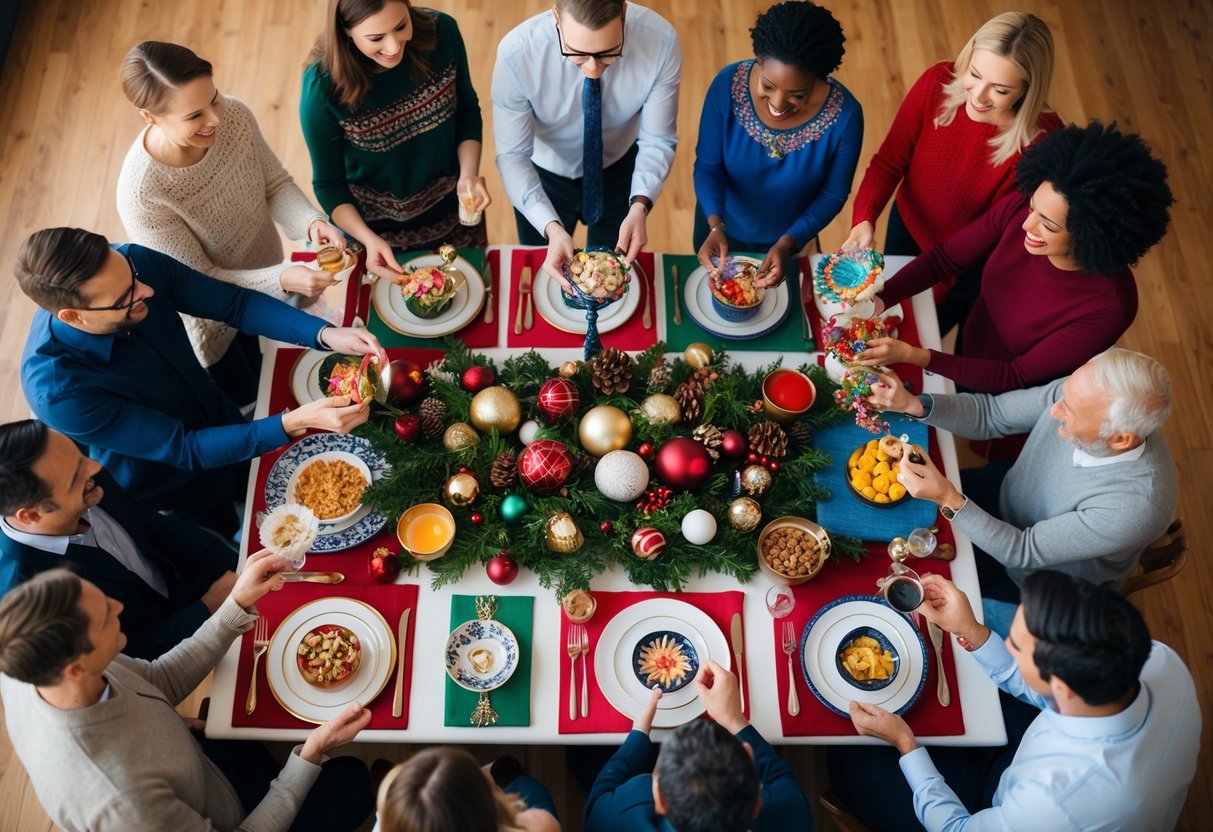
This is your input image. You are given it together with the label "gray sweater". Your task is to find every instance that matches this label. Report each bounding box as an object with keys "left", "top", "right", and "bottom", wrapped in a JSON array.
[
  {"left": 925, "top": 379, "right": 1177, "bottom": 588},
  {"left": 0, "top": 598, "right": 321, "bottom": 832}
]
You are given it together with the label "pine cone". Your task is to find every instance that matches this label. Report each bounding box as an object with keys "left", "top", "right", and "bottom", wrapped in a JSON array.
[
  {"left": 591, "top": 347, "right": 634, "bottom": 395},
  {"left": 490, "top": 452, "right": 518, "bottom": 489},
  {"left": 786, "top": 420, "right": 812, "bottom": 447},
  {"left": 419, "top": 397, "right": 447, "bottom": 439},
  {"left": 647, "top": 363, "right": 672, "bottom": 394},
  {"left": 674, "top": 379, "right": 705, "bottom": 425},
  {"left": 690, "top": 366, "right": 720, "bottom": 387},
  {"left": 748, "top": 421, "right": 789, "bottom": 459},
  {"left": 570, "top": 452, "right": 595, "bottom": 477},
  {"left": 692, "top": 424, "right": 723, "bottom": 461}
]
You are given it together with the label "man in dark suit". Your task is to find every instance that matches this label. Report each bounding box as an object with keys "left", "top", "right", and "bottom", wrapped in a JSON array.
[{"left": 0, "top": 419, "right": 238, "bottom": 659}]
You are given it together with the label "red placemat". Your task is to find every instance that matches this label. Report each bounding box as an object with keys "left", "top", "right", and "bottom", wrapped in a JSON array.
[
  {"left": 266, "top": 346, "right": 447, "bottom": 415},
  {"left": 504, "top": 248, "right": 658, "bottom": 351},
  {"left": 291, "top": 250, "right": 368, "bottom": 327},
  {"left": 558, "top": 590, "right": 745, "bottom": 734}
]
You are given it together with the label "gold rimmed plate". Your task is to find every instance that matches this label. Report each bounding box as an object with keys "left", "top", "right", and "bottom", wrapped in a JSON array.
[
  {"left": 532, "top": 266, "right": 642, "bottom": 334},
  {"left": 371, "top": 253, "right": 485, "bottom": 337}
]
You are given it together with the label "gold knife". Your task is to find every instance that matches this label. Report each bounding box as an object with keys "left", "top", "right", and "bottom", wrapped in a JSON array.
[
  {"left": 928, "top": 621, "right": 951, "bottom": 707},
  {"left": 639, "top": 260, "right": 652, "bottom": 329},
  {"left": 482, "top": 254, "right": 494, "bottom": 324},
  {"left": 392, "top": 608, "right": 411, "bottom": 718},
  {"left": 281, "top": 571, "right": 344, "bottom": 584},
  {"left": 671, "top": 264, "right": 682, "bottom": 325},
  {"left": 522, "top": 265, "right": 534, "bottom": 330},
  {"left": 730, "top": 613, "right": 746, "bottom": 714},
  {"left": 513, "top": 264, "right": 528, "bottom": 335}
]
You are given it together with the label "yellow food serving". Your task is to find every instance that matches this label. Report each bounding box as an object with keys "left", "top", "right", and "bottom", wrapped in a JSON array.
[
  {"left": 846, "top": 436, "right": 911, "bottom": 505},
  {"left": 840, "top": 636, "right": 895, "bottom": 681}
]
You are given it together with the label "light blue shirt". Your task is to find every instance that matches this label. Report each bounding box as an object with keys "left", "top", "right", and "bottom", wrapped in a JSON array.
[
  {"left": 900, "top": 637, "right": 1200, "bottom": 831},
  {"left": 491, "top": 3, "right": 681, "bottom": 234}
]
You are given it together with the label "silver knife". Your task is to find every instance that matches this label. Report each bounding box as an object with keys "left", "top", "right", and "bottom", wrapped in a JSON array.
[
  {"left": 392, "top": 608, "right": 411, "bottom": 718},
  {"left": 482, "top": 254, "right": 494, "bottom": 324},
  {"left": 730, "top": 613, "right": 746, "bottom": 714},
  {"left": 928, "top": 621, "right": 951, "bottom": 707},
  {"left": 281, "top": 572, "right": 344, "bottom": 584}
]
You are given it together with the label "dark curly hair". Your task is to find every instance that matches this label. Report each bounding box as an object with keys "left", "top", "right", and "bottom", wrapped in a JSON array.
[
  {"left": 1017, "top": 122, "right": 1172, "bottom": 274},
  {"left": 750, "top": 1, "right": 846, "bottom": 78},
  {"left": 654, "top": 719, "right": 758, "bottom": 832}
]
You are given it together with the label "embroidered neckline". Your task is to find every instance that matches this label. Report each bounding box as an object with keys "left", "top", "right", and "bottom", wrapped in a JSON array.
[{"left": 732, "top": 60, "right": 844, "bottom": 160}]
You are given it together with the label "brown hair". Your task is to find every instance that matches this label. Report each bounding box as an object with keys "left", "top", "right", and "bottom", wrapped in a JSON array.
[
  {"left": 376, "top": 748, "right": 528, "bottom": 832},
  {"left": 307, "top": 0, "right": 438, "bottom": 110},
  {"left": 121, "top": 41, "right": 214, "bottom": 115},
  {"left": 15, "top": 227, "right": 112, "bottom": 313},
  {"left": 0, "top": 569, "right": 93, "bottom": 686},
  {"left": 556, "top": 0, "right": 625, "bottom": 29}
]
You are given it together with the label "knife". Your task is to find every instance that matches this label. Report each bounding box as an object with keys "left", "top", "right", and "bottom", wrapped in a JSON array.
[
  {"left": 730, "top": 613, "right": 746, "bottom": 714},
  {"left": 513, "top": 264, "right": 529, "bottom": 335},
  {"left": 281, "top": 572, "right": 344, "bottom": 584},
  {"left": 639, "top": 260, "right": 652, "bottom": 329},
  {"left": 482, "top": 254, "right": 494, "bottom": 325},
  {"left": 522, "top": 265, "right": 534, "bottom": 330},
  {"left": 392, "top": 608, "right": 411, "bottom": 718},
  {"left": 928, "top": 621, "right": 951, "bottom": 707},
  {"left": 671, "top": 264, "right": 683, "bottom": 325}
]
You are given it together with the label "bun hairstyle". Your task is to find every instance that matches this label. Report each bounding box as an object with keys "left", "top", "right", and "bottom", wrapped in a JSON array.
[{"left": 121, "top": 41, "right": 214, "bottom": 115}]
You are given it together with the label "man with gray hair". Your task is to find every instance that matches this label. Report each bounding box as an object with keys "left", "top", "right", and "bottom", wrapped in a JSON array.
[{"left": 868, "top": 348, "right": 1176, "bottom": 602}]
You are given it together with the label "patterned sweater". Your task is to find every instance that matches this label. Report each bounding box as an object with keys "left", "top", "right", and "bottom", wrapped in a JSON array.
[{"left": 117, "top": 97, "right": 327, "bottom": 366}]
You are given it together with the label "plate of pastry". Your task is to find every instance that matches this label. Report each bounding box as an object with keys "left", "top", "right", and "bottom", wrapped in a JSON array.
[{"left": 371, "top": 253, "right": 485, "bottom": 337}]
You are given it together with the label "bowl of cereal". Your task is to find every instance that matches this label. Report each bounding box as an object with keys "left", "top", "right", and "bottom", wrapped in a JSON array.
[
  {"left": 708, "top": 257, "right": 764, "bottom": 322},
  {"left": 757, "top": 516, "right": 830, "bottom": 585},
  {"left": 287, "top": 452, "right": 372, "bottom": 526},
  {"left": 835, "top": 626, "right": 900, "bottom": 691}
]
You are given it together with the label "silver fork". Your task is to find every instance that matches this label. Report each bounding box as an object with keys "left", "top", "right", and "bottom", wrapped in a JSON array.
[
  {"left": 782, "top": 620, "right": 800, "bottom": 716},
  {"left": 579, "top": 624, "right": 590, "bottom": 717},
  {"left": 244, "top": 616, "right": 269, "bottom": 715},
  {"left": 566, "top": 625, "right": 583, "bottom": 721}
]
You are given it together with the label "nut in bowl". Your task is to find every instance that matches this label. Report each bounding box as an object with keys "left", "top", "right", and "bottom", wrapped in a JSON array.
[
  {"left": 562, "top": 248, "right": 631, "bottom": 307},
  {"left": 709, "top": 257, "right": 764, "bottom": 322},
  {"left": 757, "top": 516, "right": 830, "bottom": 585},
  {"left": 296, "top": 624, "right": 361, "bottom": 688},
  {"left": 847, "top": 436, "right": 910, "bottom": 507},
  {"left": 835, "top": 626, "right": 899, "bottom": 691}
]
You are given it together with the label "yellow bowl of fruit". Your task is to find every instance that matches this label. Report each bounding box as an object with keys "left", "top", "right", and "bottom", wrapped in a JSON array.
[{"left": 845, "top": 436, "right": 910, "bottom": 508}]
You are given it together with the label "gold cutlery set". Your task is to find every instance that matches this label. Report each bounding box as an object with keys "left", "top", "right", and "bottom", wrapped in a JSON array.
[{"left": 566, "top": 623, "right": 591, "bottom": 720}]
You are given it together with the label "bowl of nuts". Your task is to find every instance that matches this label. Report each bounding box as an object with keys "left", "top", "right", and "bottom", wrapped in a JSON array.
[{"left": 757, "top": 516, "right": 830, "bottom": 585}]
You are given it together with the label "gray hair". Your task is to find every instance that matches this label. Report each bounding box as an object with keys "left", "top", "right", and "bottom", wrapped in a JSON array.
[{"left": 1089, "top": 348, "right": 1172, "bottom": 439}]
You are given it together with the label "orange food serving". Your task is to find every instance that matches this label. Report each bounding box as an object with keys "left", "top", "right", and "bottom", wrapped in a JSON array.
[
  {"left": 296, "top": 624, "right": 361, "bottom": 687},
  {"left": 294, "top": 458, "right": 368, "bottom": 519}
]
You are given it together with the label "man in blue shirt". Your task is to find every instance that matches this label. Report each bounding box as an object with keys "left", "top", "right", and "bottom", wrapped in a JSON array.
[
  {"left": 17, "top": 227, "right": 387, "bottom": 535},
  {"left": 584, "top": 660, "right": 811, "bottom": 832},
  {"left": 830, "top": 570, "right": 1201, "bottom": 830}
]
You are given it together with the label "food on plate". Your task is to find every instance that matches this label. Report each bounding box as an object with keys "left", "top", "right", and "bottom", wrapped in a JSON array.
[
  {"left": 636, "top": 633, "right": 694, "bottom": 689},
  {"left": 297, "top": 624, "right": 361, "bottom": 687},
  {"left": 258, "top": 503, "right": 319, "bottom": 561},
  {"left": 294, "top": 458, "right": 368, "bottom": 520},
  {"left": 839, "top": 635, "right": 895, "bottom": 682},
  {"left": 847, "top": 437, "right": 909, "bottom": 504},
  {"left": 565, "top": 249, "right": 630, "bottom": 300},
  {"left": 399, "top": 265, "right": 459, "bottom": 318},
  {"left": 324, "top": 353, "right": 384, "bottom": 405},
  {"left": 315, "top": 246, "right": 347, "bottom": 273},
  {"left": 760, "top": 526, "right": 822, "bottom": 578},
  {"left": 561, "top": 589, "right": 597, "bottom": 623},
  {"left": 709, "top": 258, "right": 762, "bottom": 308}
]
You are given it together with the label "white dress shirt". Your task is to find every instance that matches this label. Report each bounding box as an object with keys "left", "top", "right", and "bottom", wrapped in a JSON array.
[
  {"left": 491, "top": 3, "right": 681, "bottom": 234},
  {"left": 1072, "top": 442, "right": 1146, "bottom": 468}
]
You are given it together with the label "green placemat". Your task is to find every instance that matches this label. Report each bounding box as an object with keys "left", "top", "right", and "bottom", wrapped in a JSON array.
[
  {"left": 367, "top": 248, "right": 486, "bottom": 348},
  {"left": 443, "top": 594, "right": 533, "bottom": 727},
  {"left": 662, "top": 253, "right": 814, "bottom": 352}
]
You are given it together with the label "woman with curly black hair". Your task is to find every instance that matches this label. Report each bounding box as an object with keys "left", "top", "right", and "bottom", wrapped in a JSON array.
[
  {"left": 857, "top": 122, "right": 1172, "bottom": 394},
  {"left": 693, "top": 1, "right": 862, "bottom": 288}
]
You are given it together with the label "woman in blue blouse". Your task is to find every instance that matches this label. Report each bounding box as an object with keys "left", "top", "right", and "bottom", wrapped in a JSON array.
[{"left": 694, "top": 1, "right": 862, "bottom": 287}]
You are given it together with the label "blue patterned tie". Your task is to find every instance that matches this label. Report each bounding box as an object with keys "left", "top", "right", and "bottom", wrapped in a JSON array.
[{"left": 582, "top": 76, "right": 603, "bottom": 225}]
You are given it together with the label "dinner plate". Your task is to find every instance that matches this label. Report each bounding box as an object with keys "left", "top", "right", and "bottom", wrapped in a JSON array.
[
  {"left": 266, "top": 597, "right": 395, "bottom": 724},
  {"left": 594, "top": 599, "right": 730, "bottom": 728},
  {"left": 532, "top": 265, "right": 642, "bottom": 334},
  {"left": 371, "top": 253, "right": 485, "bottom": 337},
  {"left": 800, "top": 595, "right": 927, "bottom": 717},
  {"left": 289, "top": 350, "right": 331, "bottom": 406},
  {"left": 683, "top": 265, "right": 789, "bottom": 340},
  {"left": 284, "top": 450, "right": 372, "bottom": 526},
  {"left": 264, "top": 434, "right": 389, "bottom": 552},
  {"left": 445, "top": 619, "right": 520, "bottom": 692}
]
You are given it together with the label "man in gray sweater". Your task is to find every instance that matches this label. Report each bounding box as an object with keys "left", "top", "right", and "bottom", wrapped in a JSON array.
[
  {"left": 869, "top": 348, "right": 1176, "bottom": 598},
  {"left": 0, "top": 551, "right": 373, "bottom": 832}
]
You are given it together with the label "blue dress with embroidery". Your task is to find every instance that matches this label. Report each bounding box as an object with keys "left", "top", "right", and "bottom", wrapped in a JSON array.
[{"left": 693, "top": 60, "right": 863, "bottom": 249}]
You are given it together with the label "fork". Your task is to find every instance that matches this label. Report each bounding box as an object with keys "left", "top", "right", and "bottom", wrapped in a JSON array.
[
  {"left": 244, "top": 616, "right": 269, "bottom": 715},
  {"left": 566, "top": 625, "right": 583, "bottom": 721},
  {"left": 578, "top": 624, "right": 590, "bottom": 718},
  {"left": 782, "top": 620, "right": 800, "bottom": 717}
]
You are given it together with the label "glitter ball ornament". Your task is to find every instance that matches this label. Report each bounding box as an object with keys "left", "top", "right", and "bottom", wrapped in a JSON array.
[
  {"left": 593, "top": 450, "right": 650, "bottom": 502},
  {"left": 654, "top": 437, "right": 713, "bottom": 492},
  {"left": 639, "top": 394, "right": 681, "bottom": 426},
  {"left": 500, "top": 494, "right": 528, "bottom": 524},
  {"left": 444, "top": 472, "right": 480, "bottom": 507},
  {"left": 681, "top": 509, "right": 718, "bottom": 545},
  {"left": 631, "top": 527, "right": 667, "bottom": 560},
  {"left": 369, "top": 547, "right": 400, "bottom": 583},
  {"left": 537, "top": 378, "right": 580, "bottom": 422},
  {"left": 388, "top": 359, "right": 426, "bottom": 405},
  {"left": 393, "top": 413, "right": 421, "bottom": 442},
  {"left": 443, "top": 422, "right": 479, "bottom": 452},
  {"left": 546, "top": 512, "right": 584, "bottom": 553},
  {"left": 741, "top": 464, "right": 773, "bottom": 496},
  {"left": 727, "top": 497, "right": 762, "bottom": 532},
  {"left": 517, "top": 439, "right": 573, "bottom": 494},
  {"left": 461, "top": 364, "right": 496, "bottom": 394},
  {"left": 470, "top": 386, "right": 522, "bottom": 434},
  {"left": 486, "top": 551, "right": 518, "bottom": 585},
  {"left": 578, "top": 405, "right": 632, "bottom": 457},
  {"left": 720, "top": 429, "right": 749, "bottom": 461},
  {"left": 683, "top": 342, "right": 713, "bottom": 369}
]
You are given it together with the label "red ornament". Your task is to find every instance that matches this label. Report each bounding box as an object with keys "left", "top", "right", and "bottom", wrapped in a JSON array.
[
  {"left": 369, "top": 547, "right": 400, "bottom": 584},
  {"left": 767, "top": 461, "right": 781, "bottom": 473},
  {"left": 393, "top": 413, "right": 421, "bottom": 442},
  {"left": 654, "top": 437, "right": 714, "bottom": 492},
  {"left": 517, "top": 439, "right": 573, "bottom": 494},
  {"left": 720, "top": 429, "right": 749, "bottom": 461},
  {"left": 536, "top": 378, "right": 580, "bottom": 422},
  {"left": 388, "top": 359, "right": 426, "bottom": 404},
  {"left": 637, "top": 442, "right": 655, "bottom": 459},
  {"left": 470, "top": 512, "right": 484, "bottom": 525},
  {"left": 487, "top": 551, "right": 518, "bottom": 585},
  {"left": 630, "top": 527, "right": 667, "bottom": 560},
  {"left": 746, "top": 451, "right": 759, "bottom": 464},
  {"left": 461, "top": 365, "right": 496, "bottom": 394},
  {"left": 600, "top": 520, "right": 613, "bottom": 534}
]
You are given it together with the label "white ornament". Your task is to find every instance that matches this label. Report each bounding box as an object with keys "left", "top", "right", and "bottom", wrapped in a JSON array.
[
  {"left": 593, "top": 450, "right": 650, "bottom": 502},
  {"left": 518, "top": 419, "right": 541, "bottom": 445},
  {"left": 681, "top": 509, "right": 718, "bottom": 545}
]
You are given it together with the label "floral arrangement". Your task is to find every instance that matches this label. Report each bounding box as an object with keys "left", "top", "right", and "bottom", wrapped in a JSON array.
[
  {"left": 834, "top": 367, "right": 889, "bottom": 434},
  {"left": 822, "top": 315, "right": 892, "bottom": 364}
]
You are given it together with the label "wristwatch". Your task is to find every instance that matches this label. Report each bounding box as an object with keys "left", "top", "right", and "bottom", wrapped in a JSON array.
[
  {"left": 629, "top": 195, "right": 652, "bottom": 215},
  {"left": 940, "top": 496, "right": 969, "bottom": 521}
]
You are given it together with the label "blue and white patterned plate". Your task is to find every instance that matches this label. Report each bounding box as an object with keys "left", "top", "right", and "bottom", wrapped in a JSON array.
[
  {"left": 630, "top": 630, "right": 700, "bottom": 694},
  {"left": 445, "top": 619, "right": 520, "bottom": 692},
  {"left": 264, "top": 434, "right": 389, "bottom": 552}
]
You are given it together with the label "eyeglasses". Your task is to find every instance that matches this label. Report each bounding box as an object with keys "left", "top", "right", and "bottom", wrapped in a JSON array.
[
  {"left": 76, "top": 253, "right": 140, "bottom": 313},
  {"left": 555, "top": 20, "right": 624, "bottom": 66}
]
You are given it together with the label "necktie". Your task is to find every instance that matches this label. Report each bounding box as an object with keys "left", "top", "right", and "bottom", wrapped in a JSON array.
[{"left": 582, "top": 76, "right": 603, "bottom": 226}]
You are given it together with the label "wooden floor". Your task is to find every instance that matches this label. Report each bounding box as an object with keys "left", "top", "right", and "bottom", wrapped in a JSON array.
[{"left": 0, "top": 0, "right": 1210, "bottom": 829}]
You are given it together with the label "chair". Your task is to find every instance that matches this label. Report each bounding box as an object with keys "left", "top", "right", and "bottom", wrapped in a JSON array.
[
  {"left": 1122, "top": 518, "right": 1188, "bottom": 597},
  {"left": 818, "top": 790, "right": 875, "bottom": 832}
]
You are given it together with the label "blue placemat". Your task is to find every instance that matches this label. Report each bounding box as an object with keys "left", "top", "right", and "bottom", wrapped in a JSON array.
[{"left": 813, "top": 417, "right": 936, "bottom": 541}]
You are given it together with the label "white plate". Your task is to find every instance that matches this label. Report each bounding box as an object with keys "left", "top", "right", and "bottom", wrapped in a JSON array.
[
  {"left": 445, "top": 619, "right": 520, "bottom": 692},
  {"left": 284, "top": 451, "right": 372, "bottom": 527},
  {"left": 266, "top": 597, "right": 396, "bottom": 724},
  {"left": 594, "top": 599, "right": 730, "bottom": 728},
  {"left": 799, "top": 595, "right": 927, "bottom": 717},
  {"left": 289, "top": 350, "right": 330, "bottom": 406},
  {"left": 683, "top": 265, "right": 789, "bottom": 340},
  {"left": 532, "top": 266, "right": 642, "bottom": 334},
  {"left": 613, "top": 615, "right": 709, "bottom": 710},
  {"left": 371, "top": 254, "right": 485, "bottom": 337}
]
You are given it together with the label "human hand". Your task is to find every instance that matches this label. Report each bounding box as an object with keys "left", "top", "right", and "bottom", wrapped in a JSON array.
[
  {"left": 300, "top": 701, "right": 373, "bottom": 764},
  {"left": 697, "top": 226, "right": 729, "bottom": 275},
  {"left": 694, "top": 659, "right": 747, "bottom": 734},
  {"left": 307, "top": 220, "right": 347, "bottom": 250},
  {"left": 201, "top": 570, "right": 238, "bottom": 613},
  {"left": 457, "top": 176, "right": 492, "bottom": 212},
  {"left": 919, "top": 573, "right": 989, "bottom": 648},
  {"left": 542, "top": 223, "right": 575, "bottom": 291},
  {"left": 616, "top": 203, "right": 648, "bottom": 264},
  {"left": 848, "top": 701, "right": 917, "bottom": 755},
  {"left": 231, "top": 548, "right": 291, "bottom": 608},
  {"left": 856, "top": 337, "right": 927, "bottom": 368},
  {"left": 363, "top": 235, "right": 404, "bottom": 281},
  {"left": 842, "top": 221, "right": 875, "bottom": 251},
  {"left": 755, "top": 239, "right": 792, "bottom": 288},
  {"left": 864, "top": 370, "right": 923, "bottom": 415},
  {"left": 319, "top": 327, "right": 388, "bottom": 367},
  {"left": 283, "top": 395, "right": 371, "bottom": 436},
  {"left": 633, "top": 684, "right": 663, "bottom": 735},
  {"left": 279, "top": 264, "right": 339, "bottom": 298},
  {"left": 897, "top": 446, "right": 961, "bottom": 506}
]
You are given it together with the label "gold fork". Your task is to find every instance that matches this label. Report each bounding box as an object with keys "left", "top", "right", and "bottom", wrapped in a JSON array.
[
  {"left": 244, "top": 616, "right": 269, "bottom": 715},
  {"left": 566, "top": 624, "right": 583, "bottom": 721},
  {"left": 782, "top": 620, "right": 800, "bottom": 717},
  {"left": 578, "top": 624, "right": 590, "bottom": 718}
]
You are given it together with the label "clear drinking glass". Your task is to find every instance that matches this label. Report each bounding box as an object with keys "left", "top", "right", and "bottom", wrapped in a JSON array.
[
  {"left": 765, "top": 585, "right": 796, "bottom": 618},
  {"left": 457, "top": 185, "right": 482, "bottom": 225},
  {"left": 907, "top": 527, "right": 938, "bottom": 558},
  {"left": 880, "top": 562, "right": 924, "bottom": 613}
]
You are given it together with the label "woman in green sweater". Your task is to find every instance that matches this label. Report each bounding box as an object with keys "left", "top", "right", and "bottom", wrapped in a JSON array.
[{"left": 301, "top": 0, "right": 491, "bottom": 280}]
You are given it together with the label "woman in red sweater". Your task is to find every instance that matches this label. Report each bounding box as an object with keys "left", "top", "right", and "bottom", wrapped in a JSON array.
[{"left": 844, "top": 12, "right": 1060, "bottom": 334}]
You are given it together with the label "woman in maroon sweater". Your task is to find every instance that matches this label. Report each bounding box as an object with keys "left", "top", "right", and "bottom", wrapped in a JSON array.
[{"left": 860, "top": 122, "right": 1172, "bottom": 393}]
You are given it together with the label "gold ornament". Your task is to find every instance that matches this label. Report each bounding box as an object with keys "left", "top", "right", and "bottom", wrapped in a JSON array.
[
  {"left": 444, "top": 472, "right": 480, "bottom": 507},
  {"left": 545, "top": 511, "right": 584, "bottom": 553},
  {"left": 683, "top": 342, "right": 713, "bottom": 370},
  {"left": 741, "top": 464, "right": 773, "bottom": 496},
  {"left": 558, "top": 360, "right": 579, "bottom": 379},
  {"left": 640, "top": 394, "right": 682, "bottom": 426},
  {"left": 443, "top": 422, "right": 480, "bottom": 452},
  {"left": 578, "top": 405, "right": 633, "bottom": 457},
  {"left": 727, "top": 497, "right": 763, "bottom": 532},
  {"left": 469, "top": 386, "right": 522, "bottom": 434}
]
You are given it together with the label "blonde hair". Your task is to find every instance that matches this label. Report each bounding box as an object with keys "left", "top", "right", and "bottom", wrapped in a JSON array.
[
  {"left": 934, "top": 12, "right": 1054, "bottom": 166},
  {"left": 377, "top": 748, "right": 529, "bottom": 832}
]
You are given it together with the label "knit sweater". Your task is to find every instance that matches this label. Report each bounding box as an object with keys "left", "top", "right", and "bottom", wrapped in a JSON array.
[
  {"left": 923, "top": 379, "right": 1177, "bottom": 588},
  {"left": 117, "top": 97, "right": 327, "bottom": 366},
  {"left": 0, "top": 598, "right": 321, "bottom": 832},
  {"left": 851, "top": 62, "right": 1062, "bottom": 252}
]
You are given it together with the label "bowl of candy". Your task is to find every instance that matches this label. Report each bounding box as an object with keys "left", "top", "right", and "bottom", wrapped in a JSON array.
[{"left": 708, "top": 257, "right": 764, "bottom": 322}]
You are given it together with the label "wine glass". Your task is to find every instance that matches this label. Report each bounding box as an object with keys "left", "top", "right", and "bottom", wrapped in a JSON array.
[
  {"left": 765, "top": 585, "right": 796, "bottom": 619},
  {"left": 907, "top": 527, "right": 937, "bottom": 558}
]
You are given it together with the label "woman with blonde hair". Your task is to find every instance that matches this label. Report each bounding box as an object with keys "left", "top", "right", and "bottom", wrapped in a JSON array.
[{"left": 843, "top": 12, "right": 1060, "bottom": 333}]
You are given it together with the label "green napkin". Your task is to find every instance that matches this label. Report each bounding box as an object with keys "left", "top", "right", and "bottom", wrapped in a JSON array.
[
  {"left": 443, "top": 594, "right": 533, "bottom": 727},
  {"left": 367, "top": 247, "right": 486, "bottom": 348},
  {"left": 662, "top": 253, "right": 814, "bottom": 352}
]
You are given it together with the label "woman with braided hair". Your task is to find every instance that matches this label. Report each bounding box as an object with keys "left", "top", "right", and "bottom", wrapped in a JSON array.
[{"left": 693, "top": 1, "right": 862, "bottom": 288}]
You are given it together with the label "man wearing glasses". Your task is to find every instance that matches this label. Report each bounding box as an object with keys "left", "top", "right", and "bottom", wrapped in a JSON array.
[
  {"left": 492, "top": 1, "right": 680, "bottom": 286},
  {"left": 16, "top": 227, "right": 387, "bottom": 537}
]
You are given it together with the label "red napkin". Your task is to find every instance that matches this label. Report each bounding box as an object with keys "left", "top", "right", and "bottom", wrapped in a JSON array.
[
  {"left": 558, "top": 590, "right": 745, "bottom": 735},
  {"left": 290, "top": 250, "right": 368, "bottom": 327},
  {"left": 504, "top": 248, "right": 658, "bottom": 351},
  {"left": 265, "top": 346, "right": 447, "bottom": 414}
]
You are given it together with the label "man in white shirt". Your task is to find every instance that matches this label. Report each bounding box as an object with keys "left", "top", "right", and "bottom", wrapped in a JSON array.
[
  {"left": 492, "top": 0, "right": 680, "bottom": 284},
  {"left": 831, "top": 570, "right": 1201, "bottom": 830}
]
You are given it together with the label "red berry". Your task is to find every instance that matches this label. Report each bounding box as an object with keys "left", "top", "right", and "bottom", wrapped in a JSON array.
[
  {"left": 768, "top": 461, "right": 781, "bottom": 473},
  {"left": 600, "top": 521, "right": 613, "bottom": 534},
  {"left": 470, "top": 512, "right": 484, "bottom": 525},
  {"left": 746, "top": 452, "right": 758, "bottom": 464}
]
